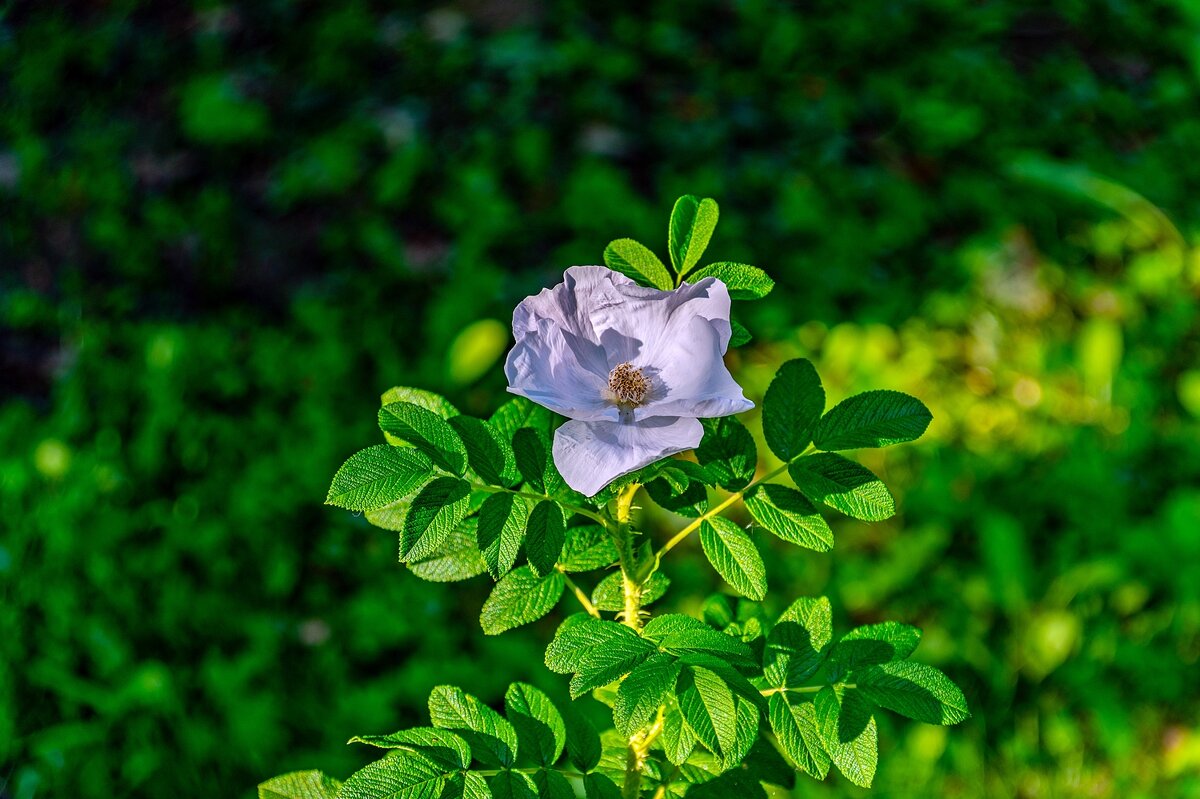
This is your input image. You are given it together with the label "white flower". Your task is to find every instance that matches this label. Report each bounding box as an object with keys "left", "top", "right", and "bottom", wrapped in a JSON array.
[{"left": 504, "top": 266, "right": 753, "bottom": 496}]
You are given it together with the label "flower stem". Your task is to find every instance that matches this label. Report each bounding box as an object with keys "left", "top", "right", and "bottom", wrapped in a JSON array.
[
  {"left": 614, "top": 483, "right": 644, "bottom": 631},
  {"left": 655, "top": 446, "right": 814, "bottom": 559},
  {"left": 558, "top": 568, "right": 600, "bottom": 618}
]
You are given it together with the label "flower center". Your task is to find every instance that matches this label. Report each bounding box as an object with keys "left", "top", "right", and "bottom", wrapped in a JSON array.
[{"left": 608, "top": 362, "right": 649, "bottom": 406}]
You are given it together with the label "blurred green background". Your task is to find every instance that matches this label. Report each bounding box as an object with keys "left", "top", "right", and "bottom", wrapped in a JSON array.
[{"left": 4, "top": 1, "right": 1200, "bottom": 797}]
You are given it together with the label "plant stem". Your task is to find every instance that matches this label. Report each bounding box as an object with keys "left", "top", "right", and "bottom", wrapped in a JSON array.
[
  {"left": 614, "top": 483, "right": 645, "bottom": 631},
  {"left": 558, "top": 568, "right": 600, "bottom": 618},
  {"left": 655, "top": 447, "right": 814, "bottom": 559},
  {"left": 760, "top": 683, "right": 855, "bottom": 696}
]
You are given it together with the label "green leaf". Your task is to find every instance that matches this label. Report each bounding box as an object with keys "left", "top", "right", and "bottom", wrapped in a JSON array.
[
  {"left": 813, "top": 390, "right": 933, "bottom": 451},
  {"left": 699, "top": 517, "right": 766, "bottom": 601},
  {"left": 660, "top": 695, "right": 696, "bottom": 765},
  {"left": 856, "top": 661, "right": 970, "bottom": 725},
  {"left": 591, "top": 571, "right": 669, "bottom": 612},
  {"left": 490, "top": 396, "right": 554, "bottom": 439},
  {"left": 613, "top": 653, "right": 682, "bottom": 737},
  {"left": 525, "top": 501, "right": 566, "bottom": 577},
  {"left": 744, "top": 483, "right": 833, "bottom": 552},
  {"left": 582, "top": 773, "right": 622, "bottom": 799},
  {"left": 379, "top": 401, "right": 469, "bottom": 475},
  {"left": 686, "top": 262, "right": 774, "bottom": 300},
  {"left": 729, "top": 319, "right": 752, "bottom": 348},
  {"left": 789, "top": 453, "right": 895, "bottom": 521},
  {"left": 642, "top": 615, "right": 756, "bottom": 669},
  {"left": 723, "top": 694, "right": 761, "bottom": 770},
  {"left": 505, "top": 682, "right": 566, "bottom": 766},
  {"left": 762, "top": 359, "right": 824, "bottom": 462},
  {"left": 429, "top": 685, "right": 519, "bottom": 768},
  {"left": 763, "top": 596, "right": 832, "bottom": 688},
  {"left": 677, "top": 665, "right": 737, "bottom": 758},
  {"left": 545, "top": 616, "right": 657, "bottom": 698},
  {"left": 481, "top": 566, "right": 564, "bottom": 635},
  {"left": 531, "top": 768, "right": 574, "bottom": 799},
  {"left": 258, "top": 770, "right": 341, "bottom": 799},
  {"left": 381, "top": 386, "right": 458, "bottom": 418},
  {"left": 815, "top": 686, "right": 877, "bottom": 788},
  {"left": 347, "top": 728, "right": 471, "bottom": 771},
  {"left": 767, "top": 694, "right": 830, "bottom": 780},
  {"left": 513, "top": 427, "right": 554, "bottom": 494},
  {"left": 449, "top": 415, "right": 515, "bottom": 486},
  {"left": 743, "top": 732, "right": 797, "bottom": 790},
  {"left": 408, "top": 519, "right": 488, "bottom": 582},
  {"left": 399, "top": 477, "right": 472, "bottom": 562},
  {"left": 335, "top": 750, "right": 446, "bottom": 799},
  {"left": 683, "top": 768, "right": 767, "bottom": 799},
  {"left": 477, "top": 492, "right": 530, "bottom": 579},
  {"left": 695, "top": 416, "right": 757, "bottom": 491},
  {"left": 563, "top": 704, "right": 602, "bottom": 772},
  {"left": 645, "top": 473, "right": 708, "bottom": 518},
  {"left": 832, "top": 622, "right": 922, "bottom": 670},
  {"left": 603, "top": 238, "right": 673, "bottom": 290},
  {"left": 669, "top": 195, "right": 719, "bottom": 277},
  {"left": 487, "top": 770, "right": 538, "bottom": 799},
  {"left": 559, "top": 525, "right": 618, "bottom": 572},
  {"left": 444, "top": 772, "right": 490, "bottom": 799},
  {"left": 326, "top": 446, "right": 433, "bottom": 511}
]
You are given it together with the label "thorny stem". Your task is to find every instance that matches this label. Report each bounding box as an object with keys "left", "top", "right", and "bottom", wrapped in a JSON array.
[
  {"left": 558, "top": 568, "right": 600, "bottom": 618},
  {"left": 615, "top": 483, "right": 644, "bottom": 632},
  {"left": 655, "top": 446, "right": 815, "bottom": 559}
]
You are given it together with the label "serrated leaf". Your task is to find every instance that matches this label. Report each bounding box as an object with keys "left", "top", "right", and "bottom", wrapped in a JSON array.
[
  {"left": 613, "top": 653, "right": 682, "bottom": 737},
  {"left": 487, "top": 770, "right": 537, "bottom": 799},
  {"left": 789, "top": 453, "right": 895, "bottom": 521},
  {"left": 856, "top": 661, "right": 970, "bottom": 725},
  {"left": 399, "top": 477, "right": 472, "bottom": 562},
  {"left": 443, "top": 772, "right": 490, "bottom": 799},
  {"left": 582, "top": 773, "right": 622, "bottom": 799},
  {"left": 563, "top": 704, "right": 602, "bottom": 773},
  {"left": 477, "top": 492, "right": 529, "bottom": 579},
  {"left": 641, "top": 615, "right": 756, "bottom": 668},
  {"left": 379, "top": 401, "right": 469, "bottom": 475},
  {"left": 429, "top": 685, "right": 519, "bottom": 768},
  {"left": 489, "top": 396, "right": 555, "bottom": 440},
  {"left": 326, "top": 446, "right": 433, "bottom": 511},
  {"left": 695, "top": 416, "right": 757, "bottom": 491},
  {"left": 699, "top": 517, "right": 766, "bottom": 601},
  {"left": 762, "top": 359, "right": 824, "bottom": 462},
  {"left": 815, "top": 686, "right": 877, "bottom": 788},
  {"left": 729, "top": 319, "right": 752, "bottom": 348},
  {"left": 259, "top": 770, "right": 341, "bottom": 799},
  {"left": 768, "top": 694, "right": 830, "bottom": 780},
  {"left": 660, "top": 694, "right": 696, "bottom": 765},
  {"left": 381, "top": 386, "right": 458, "bottom": 418},
  {"left": 603, "top": 238, "right": 673, "bottom": 290},
  {"left": 686, "top": 262, "right": 774, "bottom": 300},
  {"left": 722, "top": 694, "right": 761, "bottom": 770},
  {"left": 347, "top": 728, "right": 471, "bottom": 771},
  {"left": 505, "top": 683, "right": 566, "bottom": 766},
  {"left": 513, "top": 427, "right": 554, "bottom": 494},
  {"left": 645, "top": 474, "right": 708, "bottom": 518},
  {"left": 669, "top": 195, "right": 719, "bottom": 277},
  {"left": 525, "top": 501, "right": 566, "bottom": 577},
  {"left": 531, "top": 768, "right": 574, "bottom": 799},
  {"left": 481, "top": 566, "right": 564, "bottom": 635},
  {"left": 832, "top": 622, "right": 922, "bottom": 670},
  {"left": 763, "top": 596, "right": 832, "bottom": 688},
  {"left": 744, "top": 483, "right": 833, "bottom": 552},
  {"left": 678, "top": 665, "right": 737, "bottom": 759},
  {"left": 559, "top": 525, "right": 618, "bottom": 572},
  {"left": 545, "top": 616, "right": 657, "bottom": 698},
  {"left": 591, "top": 571, "right": 669, "bottom": 612},
  {"left": 813, "top": 390, "right": 933, "bottom": 451},
  {"left": 408, "top": 519, "right": 488, "bottom": 582},
  {"left": 449, "top": 415, "right": 515, "bottom": 486},
  {"left": 335, "top": 750, "right": 446, "bottom": 799}
]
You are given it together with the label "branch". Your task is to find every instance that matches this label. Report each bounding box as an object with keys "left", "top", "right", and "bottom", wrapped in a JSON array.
[{"left": 558, "top": 568, "right": 600, "bottom": 618}]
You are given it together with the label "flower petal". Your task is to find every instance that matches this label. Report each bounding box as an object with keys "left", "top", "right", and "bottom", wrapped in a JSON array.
[
  {"left": 642, "top": 314, "right": 754, "bottom": 419},
  {"left": 505, "top": 318, "right": 617, "bottom": 421},
  {"left": 552, "top": 416, "right": 703, "bottom": 496},
  {"left": 587, "top": 276, "right": 734, "bottom": 369}
]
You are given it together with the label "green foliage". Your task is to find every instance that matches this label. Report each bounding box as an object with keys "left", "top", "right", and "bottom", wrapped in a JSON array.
[
  {"left": 744, "top": 483, "right": 834, "bottom": 552},
  {"left": 813, "top": 390, "right": 933, "bottom": 451},
  {"left": 668, "top": 195, "right": 720, "bottom": 278},
  {"left": 603, "top": 239, "right": 674, "bottom": 291},
  {"left": 326, "top": 446, "right": 432, "bottom": 511},
  {"left": 789, "top": 453, "right": 895, "bottom": 521},
  {"left": 379, "top": 401, "right": 469, "bottom": 475},
  {"left": 699, "top": 517, "right": 767, "bottom": 601},
  {"left": 686, "top": 262, "right": 775, "bottom": 300},
  {"left": 258, "top": 771, "right": 342, "bottom": 799},
  {"left": 762, "top": 359, "right": 825, "bottom": 462},
  {"left": 481, "top": 567, "right": 564, "bottom": 635}
]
